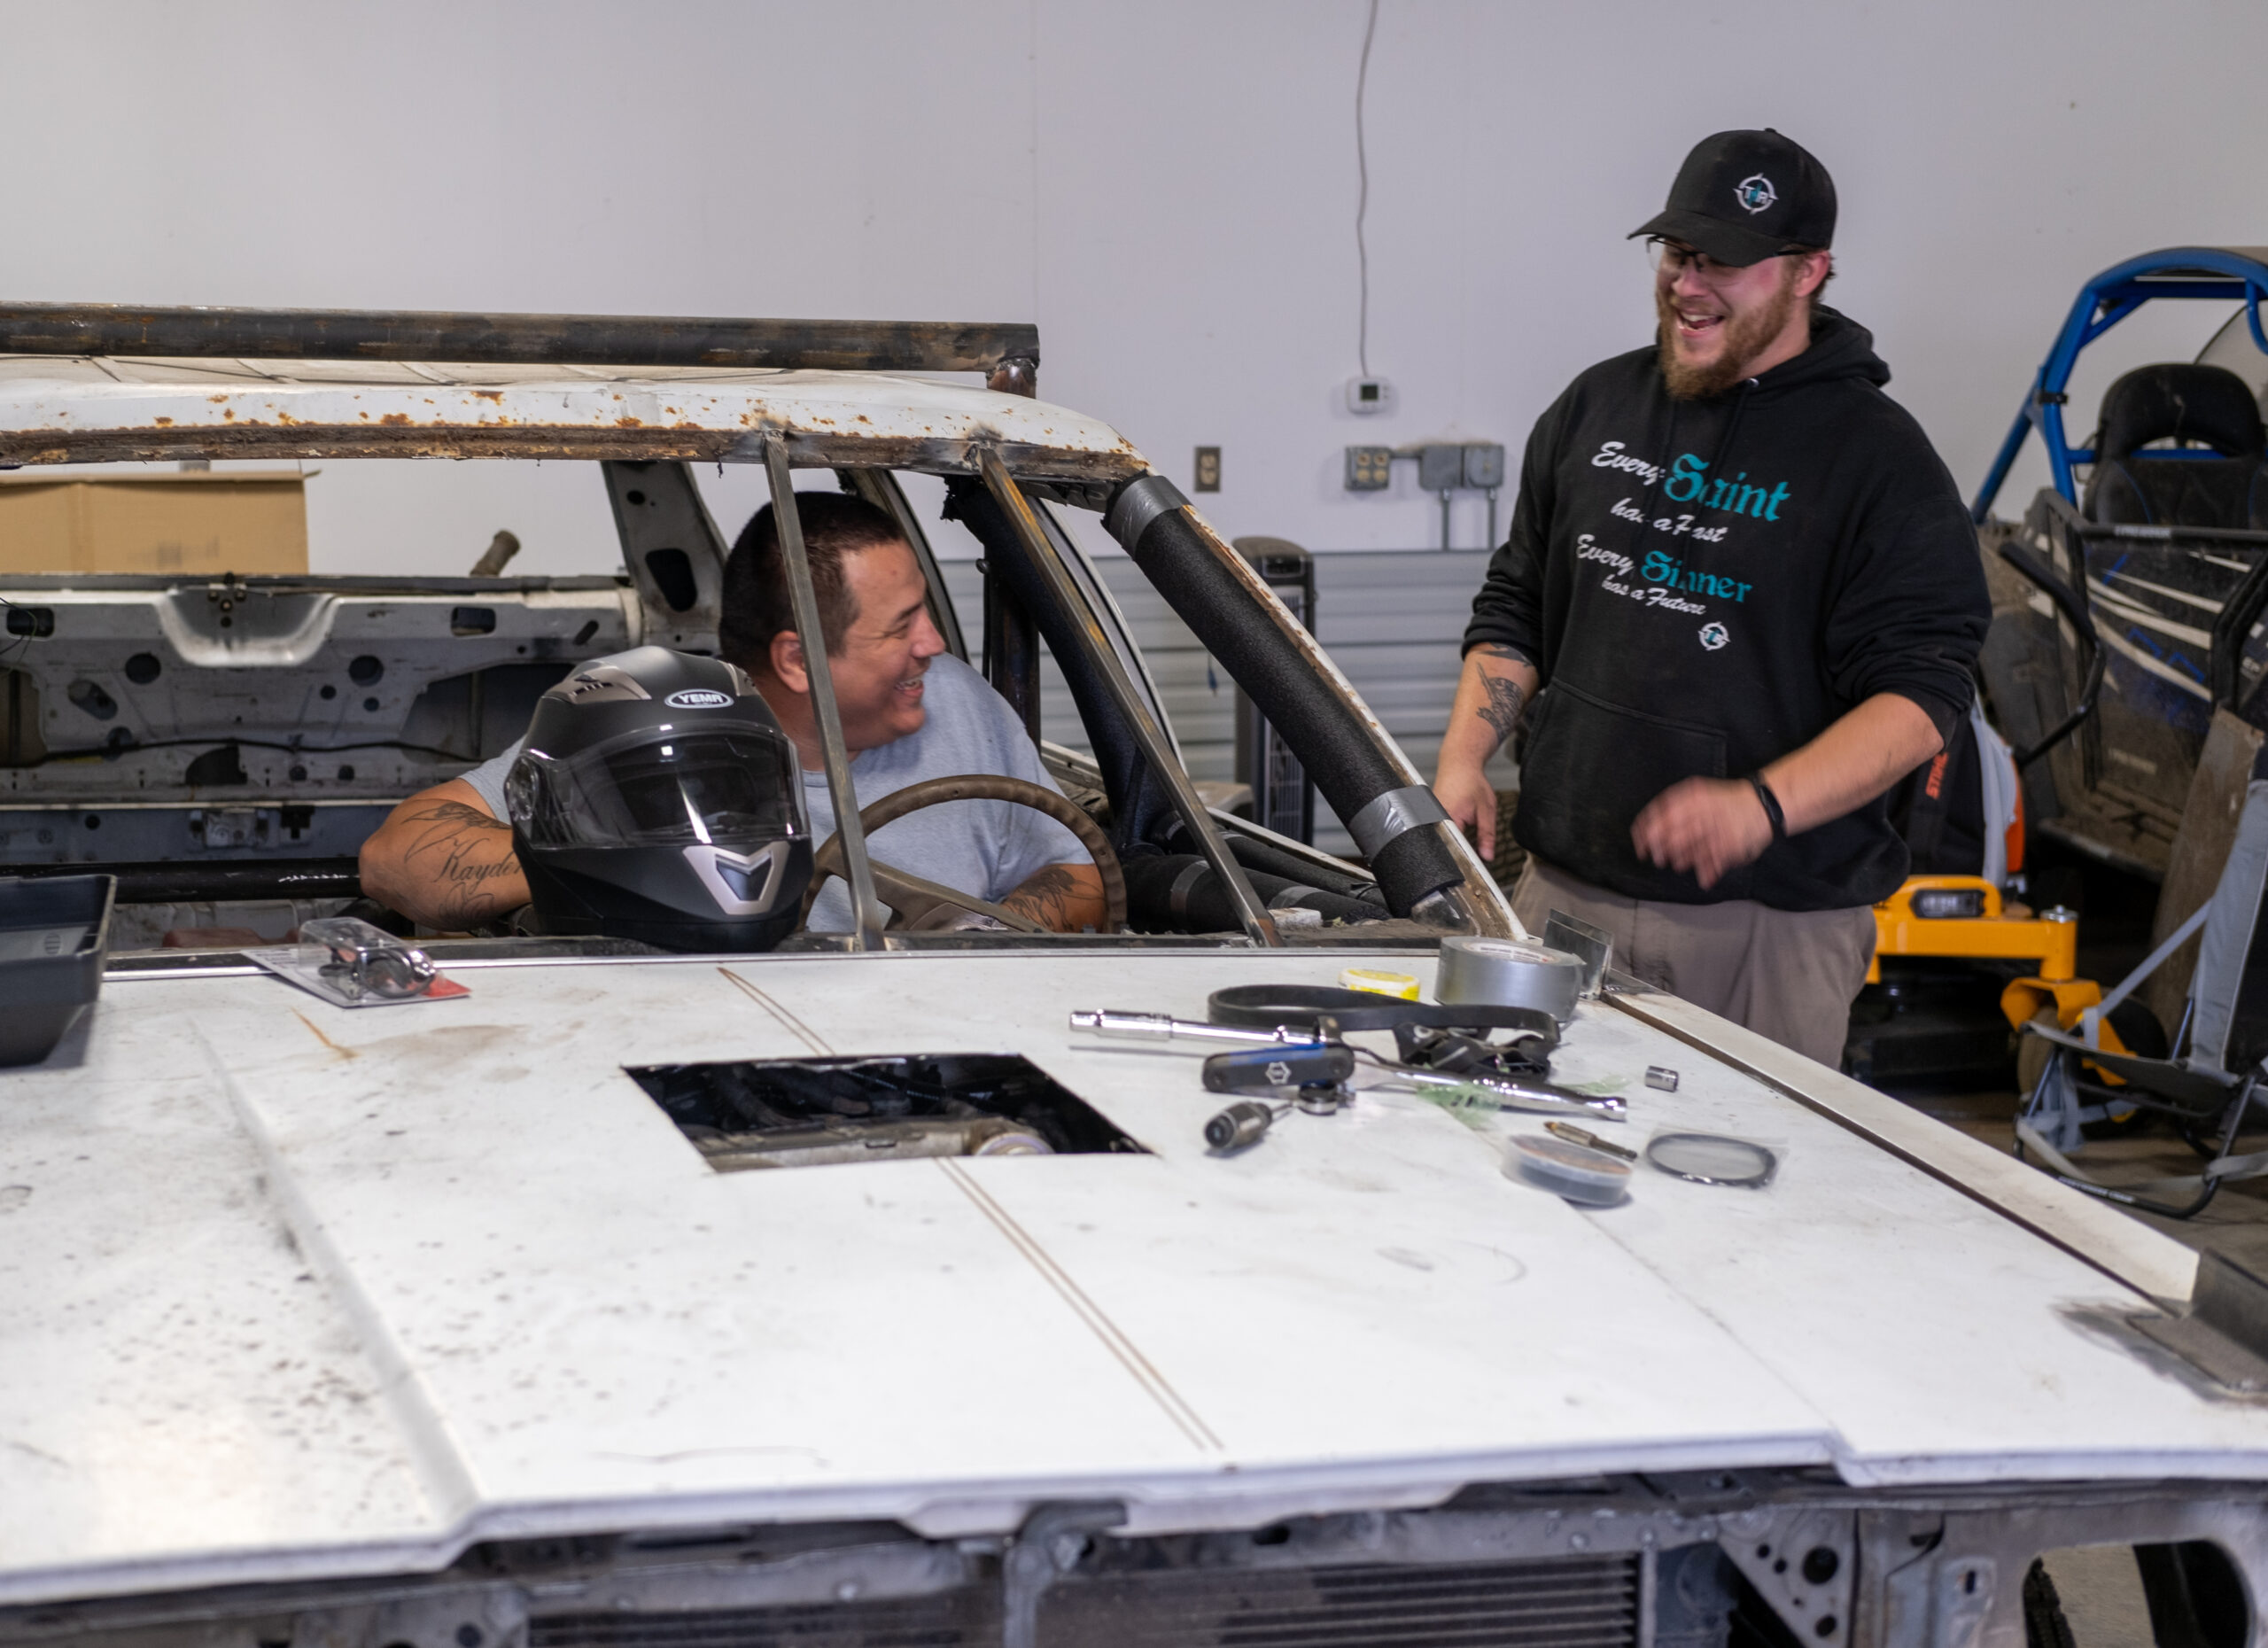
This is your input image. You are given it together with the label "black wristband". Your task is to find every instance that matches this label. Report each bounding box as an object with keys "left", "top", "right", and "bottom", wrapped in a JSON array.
[{"left": 1747, "top": 773, "right": 1788, "bottom": 843}]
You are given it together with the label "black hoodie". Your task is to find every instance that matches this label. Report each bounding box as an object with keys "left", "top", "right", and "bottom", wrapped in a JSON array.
[{"left": 1464, "top": 307, "right": 1990, "bottom": 911}]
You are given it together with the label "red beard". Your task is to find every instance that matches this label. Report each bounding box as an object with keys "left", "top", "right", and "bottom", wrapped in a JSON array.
[{"left": 1656, "top": 270, "right": 1802, "bottom": 400}]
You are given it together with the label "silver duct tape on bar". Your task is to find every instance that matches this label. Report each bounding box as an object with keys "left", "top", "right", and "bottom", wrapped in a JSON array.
[
  {"left": 1103, "top": 473, "right": 1192, "bottom": 550},
  {"left": 1346, "top": 784, "right": 1450, "bottom": 860},
  {"left": 1436, "top": 936, "right": 1584, "bottom": 1024}
]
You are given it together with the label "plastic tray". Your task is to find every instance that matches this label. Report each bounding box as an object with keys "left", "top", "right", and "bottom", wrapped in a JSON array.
[{"left": 0, "top": 875, "right": 115, "bottom": 1068}]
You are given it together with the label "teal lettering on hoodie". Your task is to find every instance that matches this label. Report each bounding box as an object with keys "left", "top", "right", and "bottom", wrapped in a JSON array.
[
  {"left": 1665, "top": 454, "right": 1791, "bottom": 520},
  {"left": 1663, "top": 452, "right": 1708, "bottom": 502}
]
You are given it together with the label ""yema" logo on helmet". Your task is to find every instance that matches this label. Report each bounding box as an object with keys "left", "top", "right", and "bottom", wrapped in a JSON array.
[{"left": 664, "top": 688, "right": 734, "bottom": 709}]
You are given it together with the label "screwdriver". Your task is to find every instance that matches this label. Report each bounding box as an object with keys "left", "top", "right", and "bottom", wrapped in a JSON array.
[{"left": 1544, "top": 1121, "right": 1638, "bottom": 1159}]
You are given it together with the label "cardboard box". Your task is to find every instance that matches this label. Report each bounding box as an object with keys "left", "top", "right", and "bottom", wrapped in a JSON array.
[{"left": 0, "top": 471, "right": 307, "bottom": 575}]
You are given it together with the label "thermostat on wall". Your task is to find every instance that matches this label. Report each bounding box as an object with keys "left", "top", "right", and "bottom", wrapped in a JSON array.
[{"left": 1345, "top": 376, "right": 1395, "bottom": 416}]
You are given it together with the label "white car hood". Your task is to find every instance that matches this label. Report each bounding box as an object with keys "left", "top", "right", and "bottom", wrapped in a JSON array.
[{"left": 0, "top": 947, "right": 2253, "bottom": 1606}]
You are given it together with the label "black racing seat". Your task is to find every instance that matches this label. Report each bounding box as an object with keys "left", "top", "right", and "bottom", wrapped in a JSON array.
[{"left": 2083, "top": 362, "right": 2268, "bottom": 528}]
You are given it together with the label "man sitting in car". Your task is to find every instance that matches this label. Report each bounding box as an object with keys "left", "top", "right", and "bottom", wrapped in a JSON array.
[{"left": 359, "top": 493, "right": 1106, "bottom": 934}]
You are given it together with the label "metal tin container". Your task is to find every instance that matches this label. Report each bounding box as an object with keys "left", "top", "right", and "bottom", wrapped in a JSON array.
[{"left": 0, "top": 874, "right": 114, "bottom": 1067}]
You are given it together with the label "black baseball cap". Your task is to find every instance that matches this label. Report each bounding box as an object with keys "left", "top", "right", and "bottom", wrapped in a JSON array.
[{"left": 1629, "top": 129, "right": 1836, "bottom": 267}]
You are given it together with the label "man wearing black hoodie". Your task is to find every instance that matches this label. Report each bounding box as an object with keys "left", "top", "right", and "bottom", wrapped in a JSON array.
[{"left": 1436, "top": 130, "right": 1990, "bottom": 1066}]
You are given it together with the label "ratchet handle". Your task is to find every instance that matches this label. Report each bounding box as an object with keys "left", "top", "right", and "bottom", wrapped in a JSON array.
[{"left": 1202, "top": 1042, "right": 1355, "bottom": 1094}]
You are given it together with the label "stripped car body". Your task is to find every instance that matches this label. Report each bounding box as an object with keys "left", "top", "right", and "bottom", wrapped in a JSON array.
[{"left": 0, "top": 307, "right": 2264, "bottom": 1648}]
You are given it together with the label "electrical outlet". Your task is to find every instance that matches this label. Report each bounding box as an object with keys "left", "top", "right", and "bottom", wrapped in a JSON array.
[
  {"left": 1344, "top": 446, "right": 1392, "bottom": 491},
  {"left": 1462, "top": 442, "right": 1506, "bottom": 490},
  {"left": 1194, "top": 447, "right": 1221, "bottom": 492}
]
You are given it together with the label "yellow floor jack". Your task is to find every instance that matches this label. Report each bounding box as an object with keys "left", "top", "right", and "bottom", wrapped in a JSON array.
[
  {"left": 1869, "top": 875, "right": 2139, "bottom": 1085},
  {"left": 1846, "top": 695, "right": 2146, "bottom": 1088}
]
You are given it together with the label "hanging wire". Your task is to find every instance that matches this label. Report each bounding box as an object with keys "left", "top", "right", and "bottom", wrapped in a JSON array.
[{"left": 1355, "top": 0, "right": 1379, "bottom": 377}]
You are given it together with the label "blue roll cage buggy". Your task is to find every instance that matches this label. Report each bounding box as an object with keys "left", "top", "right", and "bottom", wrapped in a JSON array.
[{"left": 1973, "top": 245, "right": 2268, "bottom": 522}]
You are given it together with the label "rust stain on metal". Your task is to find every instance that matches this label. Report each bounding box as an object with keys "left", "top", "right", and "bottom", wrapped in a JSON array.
[
  {"left": 470, "top": 390, "right": 503, "bottom": 402},
  {"left": 378, "top": 412, "right": 411, "bottom": 426},
  {"left": 151, "top": 416, "right": 172, "bottom": 426},
  {"left": 615, "top": 416, "right": 644, "bottom": 428},
  {"left": 291, "top": 1010, "right": 359, "bottom": 1062}
]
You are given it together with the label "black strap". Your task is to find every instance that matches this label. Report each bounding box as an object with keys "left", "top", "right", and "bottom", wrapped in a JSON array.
[{"left": 1208, "top": 983, "right": 1559, "bottom": 1046}]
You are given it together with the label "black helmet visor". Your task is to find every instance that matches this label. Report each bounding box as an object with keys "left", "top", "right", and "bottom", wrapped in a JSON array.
[{"left": 509, "top": 726, "right": 805, "bottom": 851}]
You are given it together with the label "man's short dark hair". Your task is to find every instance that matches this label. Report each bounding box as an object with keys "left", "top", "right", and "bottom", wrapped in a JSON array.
[{"left": 718, "top": 491, "right": 905, "bottom": 668}]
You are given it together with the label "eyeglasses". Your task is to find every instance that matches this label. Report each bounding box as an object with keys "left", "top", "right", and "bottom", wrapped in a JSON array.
[{"left": 1646, "top": 237, "right": 1802, "bottom": 285}]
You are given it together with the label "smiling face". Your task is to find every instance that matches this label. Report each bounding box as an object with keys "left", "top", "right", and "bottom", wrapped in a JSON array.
[
  {"left": 1652, "top": 243, "right": 1829, "bottom": 400},
  {"left": 777, "top": 538, "right": 944, "bottom": 754}
]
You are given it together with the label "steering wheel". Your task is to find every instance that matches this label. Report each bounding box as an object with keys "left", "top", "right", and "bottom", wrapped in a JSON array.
[{"left": 802, "top": 773, "right": 1128, "bottom": 934}]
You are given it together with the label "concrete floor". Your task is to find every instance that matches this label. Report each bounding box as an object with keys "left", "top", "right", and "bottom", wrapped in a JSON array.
[{"left": 2039, "top": 1543, "right": 2157, "bottom": 1647}]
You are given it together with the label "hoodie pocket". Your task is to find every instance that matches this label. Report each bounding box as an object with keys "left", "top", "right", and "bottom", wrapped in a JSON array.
[{"left": 1516, "top": 679, "right": 1734, "bottom": 895}]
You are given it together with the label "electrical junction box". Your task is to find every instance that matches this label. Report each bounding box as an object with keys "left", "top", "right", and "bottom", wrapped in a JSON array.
[
  {"left": 1345, "top": 377, "right": 1395, "bottom": 416},
  {"left": 1463, "top": 442, "right": 1506, "bottom": 490},
  {"left": 1343, "top": 446, "right": 1392, "bottom": 492},
  {"left": 1418, "top": 444, "right": 1465, "bottom": 493}
]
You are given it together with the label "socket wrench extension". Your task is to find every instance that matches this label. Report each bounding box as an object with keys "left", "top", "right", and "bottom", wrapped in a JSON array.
[{"left": 1070, "top": 1008, "right": 1318, "bottom": 1047}]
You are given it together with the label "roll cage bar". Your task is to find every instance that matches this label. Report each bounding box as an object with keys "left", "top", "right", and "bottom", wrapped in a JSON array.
[
  {"left": 0, "top": 302, "right": 1042, "bottom": 394},
  {"left": 1971, "top": 245, "right": 2268, "bottom": 522}
]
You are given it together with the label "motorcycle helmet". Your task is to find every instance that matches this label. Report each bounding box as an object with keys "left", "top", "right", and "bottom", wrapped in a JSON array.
[{"left": 504, "top": 647, "right": 812, "bottom": 952}]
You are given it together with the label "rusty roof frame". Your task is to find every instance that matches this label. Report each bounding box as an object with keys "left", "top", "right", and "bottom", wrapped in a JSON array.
[{"left": 0, "top": 357, "right": 1137, "bottom": 484}]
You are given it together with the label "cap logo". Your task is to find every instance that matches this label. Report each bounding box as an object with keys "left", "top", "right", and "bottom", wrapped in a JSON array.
[
  {"left": 665, "top": 688, "right": 733, "bottom": 709},
  {"left": 1734, "top": 174, "right": 1777, "bottom": 214}
]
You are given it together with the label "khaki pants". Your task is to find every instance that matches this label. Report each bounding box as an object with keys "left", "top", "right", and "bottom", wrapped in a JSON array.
[{"left": 1511, "top": 856, "right": 1876, "bottom": 1070}]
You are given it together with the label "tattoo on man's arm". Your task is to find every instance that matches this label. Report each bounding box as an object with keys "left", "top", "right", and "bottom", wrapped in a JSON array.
[
  {"left": 393, "top": 800, "right": 524, "bottom": 926},
  {"left": 1002, "top": 864, "right": 1082, "bottom": 929},
  {"left": 400, "top": 801, "right": 512, "bottom": 856},
  {"left": 1476, "top": 675, "right": 1528, "bottom": 743}
]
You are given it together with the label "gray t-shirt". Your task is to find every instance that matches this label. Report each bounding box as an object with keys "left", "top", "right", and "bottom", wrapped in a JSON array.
[{"left": 460, "top": 652, "right": 1087, "bottom": 931}]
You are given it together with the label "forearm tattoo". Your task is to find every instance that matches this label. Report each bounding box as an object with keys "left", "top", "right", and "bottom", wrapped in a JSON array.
[
  {"left": 1476, "top": 675, "right": 1527, "bottom": 744},
  {"left": 1001, "top": 864, "right": 1093, "bottom": 933},
  {"left": 397, "top": 799, "right": 524, "bottom": 928},
  {"left": 1003, "top": 864, "right": 1078, "bottom": 929}
]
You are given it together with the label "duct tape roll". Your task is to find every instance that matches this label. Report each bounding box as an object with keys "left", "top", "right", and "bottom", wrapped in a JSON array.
[{"left": 1436, "top": 936, "right": 1583, "bottom": 1024}]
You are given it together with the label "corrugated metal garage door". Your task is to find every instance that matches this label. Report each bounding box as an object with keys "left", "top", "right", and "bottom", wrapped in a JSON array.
[{"left": 941, "top": 550, "right": 1513, "bottom": 859}]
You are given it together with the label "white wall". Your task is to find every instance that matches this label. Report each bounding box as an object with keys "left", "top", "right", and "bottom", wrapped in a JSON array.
[{"left": 1, "top": 0, "right": 2262, "bottom": 575}]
